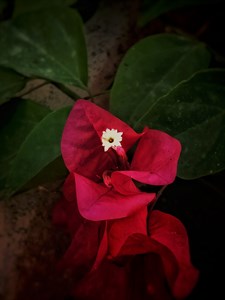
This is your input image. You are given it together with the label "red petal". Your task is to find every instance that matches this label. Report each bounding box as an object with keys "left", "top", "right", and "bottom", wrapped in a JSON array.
[
  {"left": 58, "top": 218, "right": 103, "bottom": 277},
  {"left": 61, "top": 99, "right": 140, "bottom": 179},
  {"left": 90, "top": 221, "right": 108, "bottom": 272},
  {"left": 111, "top": 171, "right": 142, "bottom": 195},
  {"left": 63, "top": 172, "right": 76, "bottom": 202},
  {"left": 52, "top": 196, "right": 104, "bottom": 280},
  {"left": 118, "top": 210, "right": 199, "bottom": 299},
  {"left": 74, "top": 173, "right": 155, "bottom": 221},
  {"left": 148, "top": 210, "right": 199, "bottom": 299},
  {"left": 117, "top": 128, "right": 181, "bottom": 185},
  {"left": 72, "top": 259, "right": 128, "bottom": 300},
  {"left": 108, "top": 207, "right": 148, "bottom": 257},
  {"left": 72, "top": 248, "right": 173, "bottom": 300},
  {"left": 52, "top": 173, "right": 83, "bottom": 235}
]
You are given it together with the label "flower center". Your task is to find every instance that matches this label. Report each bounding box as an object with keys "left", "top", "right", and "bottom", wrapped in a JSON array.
[
  {"left": 101, "top": 128, "right": 123, "bottom": 152},
  {"left": 101, "top": 128, "right": 130, "bottom": 187}
]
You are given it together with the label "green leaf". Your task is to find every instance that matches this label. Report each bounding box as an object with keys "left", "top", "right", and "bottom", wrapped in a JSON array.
[
  {"left": 138, "top": 0, "right": 223, "bottom": 27},
  {"left": 138, "top": 69, "right": 225, "bottom": 179},
  {"left": 0, "top": 99, "right": 50, "bottom": 193},
  {"left": 110, "top": 33, "right": 211, "bottom": 128},
  {"left": 5, "top": 106, "right": 71, "bottom": 196},
  {"left": 13, "top": 0, "right": 77, "bottom": 17},
  {"left": 0, "top": 66, "right": 27, "bottom": 105},
  {"left": 20, "top": 155, "right": 68, "bottom": 192},
  {"left": 0, "top": 7, "right": 88, "bottom": 88}
]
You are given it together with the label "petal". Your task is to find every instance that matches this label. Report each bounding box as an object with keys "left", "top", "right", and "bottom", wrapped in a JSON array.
[
  {"left": 52, "top": 185, "right": 105, "bottom": 278},
  {"left": 118, "top": 128, "right": 181, "bottom": 185},
  {"left": 90, "top": 221, "right": 108, "bottom": 272},
  {"left": 74, "top": 173, "right": 155, "bottom": 221},
  {"left": 61, "top": 99, "right": 140, "bottom": 179},
  {"left": 72, "top": 247, "right": 173, "bottom": 300},
  {"left": 63, "top": 172, "right": 76, "bottom": 202},
  {"left": 111, "top": 171, "right": 142, "bottom": 195},
  {"left": 72, "top": 259, "right": 128, "bottom": 300},
  {"left": 148, "top": 210, "right": 199, "bottom": 299},
  {"left": 108, "top": 207, "right": 148, "bottom": 257},
  {"left": 118, "top": 210, "right": 199, "bottom": 299},
  {"left": 52, "top": 173, "right": 83, "bottom": 235},
  {"left": 58, "top": 218, "right": 103, "bottom": 277}
]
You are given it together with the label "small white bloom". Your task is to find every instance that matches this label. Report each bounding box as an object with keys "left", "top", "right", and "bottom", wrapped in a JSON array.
[{"left": 101, "top": 128, "right": 123, "bottom": 152}]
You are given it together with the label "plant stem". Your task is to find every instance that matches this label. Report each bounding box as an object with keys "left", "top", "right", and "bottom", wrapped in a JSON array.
[
  {"left": 53, "top": 82, "right": 84, "bottom": 100},
  {"left": 85, "top": 90, "right": 110, "bottom": 100},
  {"left": 19, "top": 81, "right": 48, "bottom": 97}
]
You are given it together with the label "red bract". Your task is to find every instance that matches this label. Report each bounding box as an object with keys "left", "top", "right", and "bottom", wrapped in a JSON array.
[{"left": 53, "top": 99, "right": 198, "bottom": 299}]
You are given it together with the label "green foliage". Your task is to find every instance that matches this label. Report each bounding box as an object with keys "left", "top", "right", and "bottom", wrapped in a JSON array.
[
  {"left": 0, "top": 66, "right": 27, "bottom": 105},
  {"left": 4, "top": 105, "right": 71, "bottom": 197},
  {"left": 0, "top": 7, "right": 88, "bottom": 88},
  {"left": 0, "top": 1, "right": 225, "bottom": 197},
  {"left": 110, "top": 34, "right": 211, "bottom": 127},
  {"left": 0, "top": 99, "right": 50, "bottom": 195},
  {"left": 138, "top": 69, "right": 225, "bottom": 178},
  {"left": 110, "top": 34, "right": 225, "bottom": 179}
]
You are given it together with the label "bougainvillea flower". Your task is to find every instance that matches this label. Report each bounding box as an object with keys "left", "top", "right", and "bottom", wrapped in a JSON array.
[
  {"left": 72, "top": 211, "right": 199, "bottom": 300},
  {"left": 61, "top": 99, "right": 181, "bottom": 221},
  {"left": 53, "top": 99, "right": 199, "bottom": 299}
]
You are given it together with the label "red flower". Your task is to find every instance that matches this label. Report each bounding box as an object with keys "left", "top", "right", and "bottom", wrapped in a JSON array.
[{"left": 53, "top": 99, "right": 198, "bottom": 299}]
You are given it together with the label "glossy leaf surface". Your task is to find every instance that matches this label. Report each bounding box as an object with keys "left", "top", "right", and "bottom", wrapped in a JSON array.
[
  {"left": 0, "top": 7, "right": 87, "bottom": 88},
  {"left": 139, "top": 69, "right": 225, "bottom": 178},
  {"left": 0, "top": 99, "right": 50, "bottom": 194},
  {"left": 110, "top": 34, "right": 210, "bottom": 129},
  {"left": 0, "top": 67, "right": 26, "bottom": 105},
  {"left": 5, "top": 106, "right": 71, "bottom": 196}
]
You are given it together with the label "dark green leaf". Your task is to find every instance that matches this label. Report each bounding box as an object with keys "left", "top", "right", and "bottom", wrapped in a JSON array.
[
  {"left": 0, "top": 7, "right": 88, "bottom": 88},
  {"left": 13, "top": 0, "right": 77, "bottom": 17},
  {"left": 5, "top": 106, "right": 71, "bottom": 196},
  {"left": 20, "top": 155, "right": 68, "bottom": 192},
  {"left": 0, "top": 99, "right": 50, "bottom": 193},
  {"left": 138, "top": 0, "right": 223, "bottom": 27},
  {"left": 0, "top": 66, "right": 27, "bottom": 105},
  {"left": 110, "top": 34, "right": 211, "bottom": 128},
  {"left": 138, "top": 69, "right": 225, "bottom": 179}
]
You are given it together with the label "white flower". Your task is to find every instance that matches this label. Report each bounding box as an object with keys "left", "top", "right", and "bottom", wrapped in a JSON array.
[{"left": 101, "top": 128, "right": 123, "bottom": 152}]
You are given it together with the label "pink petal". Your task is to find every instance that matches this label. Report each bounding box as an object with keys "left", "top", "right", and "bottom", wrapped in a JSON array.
[
  {"left": 149, "top": 210, "right": 199, "bottom": 299},
  {"left": 53, "top": 176, "right": 107, "bottom": 277},
  {"left": 61, "top": 99, "right": 140, "bottom": 179},
  {"left": 116, "top": 128, "right": 181, "bottom": 185},
  {"left": 52, "top": 173, "right": 83, "bottom": 235},
  {"left": 72, "top": 248, "right": 174, "bottom": 300},
  {"left": 52, "top": 195, "right": 83, "bottom": 236},
  {"left": 74, "top": 173, "right": 155, "bottom": 221},
  {"left": 58, "top": 218, "right": 103, "bottom": 277},
  {"left": 108, "top": 207, "right": 148, "bottom": 257},
  {"left": 90, "top": 221, "right": 108, "bottom": 272},
  {"left": 111, "top": 171, "right": 142, "bottom": 195},
  {"left": 118, "top": 210, "right": 199, "bottom": 299},
  {"left": 63, "top": 172, "right": 76, "bottom": 202},
  {"left": 72, "top": 259, "right": 128, "bottom": 300}
]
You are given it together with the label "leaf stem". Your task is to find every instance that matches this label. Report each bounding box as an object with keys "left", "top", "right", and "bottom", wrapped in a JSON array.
[
  {"left": 19, "top": 81, "right": 48, "bottom": 97},
  {"left": 53, "top": 82, "right": 83, "bottom": 100},
  {"left": 85, "top": 90, "right": 110, "bottom": 100}
]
